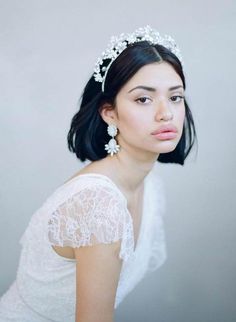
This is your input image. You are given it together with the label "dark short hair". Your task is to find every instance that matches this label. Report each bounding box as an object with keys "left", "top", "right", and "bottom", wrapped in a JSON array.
[{"left": 67, "top": 41, "right": 197, "bottom": 165}]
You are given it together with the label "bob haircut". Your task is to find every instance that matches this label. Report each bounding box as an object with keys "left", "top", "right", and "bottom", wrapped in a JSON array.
[{"left": 67, "top": 41, "right": 197, "bottom": 165}]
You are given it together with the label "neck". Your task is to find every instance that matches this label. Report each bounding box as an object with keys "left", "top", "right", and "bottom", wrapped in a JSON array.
[{"left": 102, "top": 148, "right": 158, "bottom": 194}]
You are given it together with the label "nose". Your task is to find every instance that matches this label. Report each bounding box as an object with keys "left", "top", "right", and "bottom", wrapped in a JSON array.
[{"left": 155, "top": 98, "right": 173, "bottom": 122}]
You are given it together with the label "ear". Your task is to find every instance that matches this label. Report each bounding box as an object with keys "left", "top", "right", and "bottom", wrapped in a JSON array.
[{"left": 99, "top": 103, "right": 118, "bottom": 125}]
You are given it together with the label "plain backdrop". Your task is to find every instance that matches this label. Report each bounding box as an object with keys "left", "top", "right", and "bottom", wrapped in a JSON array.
[{"left": 0, "top": 1, "right": 235, "bottom": 321}]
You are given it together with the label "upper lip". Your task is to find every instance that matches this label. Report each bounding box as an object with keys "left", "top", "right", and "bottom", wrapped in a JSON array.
[{"left": 151, "top": 124, "right": 178, "bottom": 135}]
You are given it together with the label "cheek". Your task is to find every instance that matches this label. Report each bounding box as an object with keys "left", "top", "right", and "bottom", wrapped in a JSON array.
[
  {"left": 181, "top": 109, "right": 185, "bottom": 123},
  {"left": 118, "top": 109, "right": 147, "bottom": 131},
  {"left": 176, "top": 107, "right": 186, "bottom": 137},
  {"left": 177, "top": 105, "right": 185, "bottom": 123}
]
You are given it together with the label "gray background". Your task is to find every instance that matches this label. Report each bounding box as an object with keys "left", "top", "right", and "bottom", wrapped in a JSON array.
[{"left": 0, "top": 1, "right": 235, "bottom": 321}]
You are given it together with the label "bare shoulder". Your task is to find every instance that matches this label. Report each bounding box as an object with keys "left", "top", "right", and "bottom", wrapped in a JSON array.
[{"left": 65, "top": 159, "right": 113, "bottom": 184}]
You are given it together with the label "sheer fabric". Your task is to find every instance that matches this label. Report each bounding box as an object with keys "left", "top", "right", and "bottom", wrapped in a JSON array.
[
  {"left": 48, "top": 181, "right": 134, "bottom": 261},
  {"left": 0, "top": 165, "right": 167, "bottom": 322}
]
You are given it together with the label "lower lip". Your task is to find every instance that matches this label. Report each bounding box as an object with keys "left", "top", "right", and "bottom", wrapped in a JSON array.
[{"left": 152, "top": 131, "right": 177, "bottom": 140}]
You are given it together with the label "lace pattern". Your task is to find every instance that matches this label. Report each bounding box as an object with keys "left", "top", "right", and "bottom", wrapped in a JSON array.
[
  {"left": 48, "top": 182, "right": 135, "bottom": 261},
  {"left": 114, "top": 168, "right": 167, "bottom": 306},
  {"left": 146, "top": 168, "right": 167, "bottom": 272},
  {"left": 0, "top": 169, "right": 167, "bottom": 321}
]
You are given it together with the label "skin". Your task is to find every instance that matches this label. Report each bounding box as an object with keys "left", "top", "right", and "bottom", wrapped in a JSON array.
[
  {"left": 59, "top": 60, "right": 186, "bottom": 260},
  {"left": 96, "top": 61, "right": 185, "bottom": 194},
  {"left": 56, "top": 61, "right": 186, "bottom": 322}
]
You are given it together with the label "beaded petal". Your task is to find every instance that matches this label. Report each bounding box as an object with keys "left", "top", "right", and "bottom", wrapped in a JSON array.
[{"left": 93, "top": 25, "right": 184, "bottom": 92}]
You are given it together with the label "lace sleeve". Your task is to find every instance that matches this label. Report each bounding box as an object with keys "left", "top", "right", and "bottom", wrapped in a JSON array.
[{"left": 47, "top": 183, "right": 134, "bottom": 261}]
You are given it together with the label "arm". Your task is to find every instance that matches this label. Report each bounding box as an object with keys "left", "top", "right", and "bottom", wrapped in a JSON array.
[
  {"left": 74, "top": 240, "right": 123, "bottom": 322},
  {"left": 48, "top": 182, "right": 130, "bottom": 321}
]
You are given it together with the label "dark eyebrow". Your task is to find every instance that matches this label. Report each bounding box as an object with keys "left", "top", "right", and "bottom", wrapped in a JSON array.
[{"left": 128, "top": 85, "right": 184, "bottom": 93}]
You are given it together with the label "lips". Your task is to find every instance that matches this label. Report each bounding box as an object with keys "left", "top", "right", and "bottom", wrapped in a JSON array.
[{"left": 151, "top": 125, "right": 178, "bottom": 135}]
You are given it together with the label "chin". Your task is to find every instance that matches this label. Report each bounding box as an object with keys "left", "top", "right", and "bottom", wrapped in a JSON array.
[{"left": 155, "top": 142, "right": 178, "bottom": 154}]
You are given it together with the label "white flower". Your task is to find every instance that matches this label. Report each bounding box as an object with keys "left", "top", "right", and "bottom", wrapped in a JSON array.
[{"left": 105, "top": 139, "right": 120, "bottom": 156}]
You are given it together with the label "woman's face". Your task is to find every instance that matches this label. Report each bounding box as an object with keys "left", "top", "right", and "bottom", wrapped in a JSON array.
[{"left": 104, "top": 61, "right": 186, "bottom": 159}]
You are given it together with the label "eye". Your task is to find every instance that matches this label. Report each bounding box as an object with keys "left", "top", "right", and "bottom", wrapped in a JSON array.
[
  {"left": 135, "top": 96, "right": 152, "bottom": 104},
  {"left": 170, "top": 95, "right": 185, "bottom": 103}
]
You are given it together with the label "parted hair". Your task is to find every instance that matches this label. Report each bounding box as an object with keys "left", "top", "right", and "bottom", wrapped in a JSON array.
[{"left": 67, "top": 41, "right": 197, "bottom": 165}]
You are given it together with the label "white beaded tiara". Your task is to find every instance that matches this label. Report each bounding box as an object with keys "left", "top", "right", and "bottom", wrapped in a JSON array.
[{"left": 93, "top": 25, "right": 183, "bottom": 92}]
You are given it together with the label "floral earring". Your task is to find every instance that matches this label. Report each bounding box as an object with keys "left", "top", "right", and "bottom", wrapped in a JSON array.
[{"left": 104, "top": 124, "right": 120, "bottom": 156}]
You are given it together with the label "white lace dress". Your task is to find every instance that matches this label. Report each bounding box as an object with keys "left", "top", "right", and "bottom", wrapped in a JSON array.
[{"left": 0, "top": 167, "right": 167, "bottom": 322}]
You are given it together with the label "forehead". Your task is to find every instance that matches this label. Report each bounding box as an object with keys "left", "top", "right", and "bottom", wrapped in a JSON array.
[{"left": 122, "top": 61, "right": 183, "bottom": 92}]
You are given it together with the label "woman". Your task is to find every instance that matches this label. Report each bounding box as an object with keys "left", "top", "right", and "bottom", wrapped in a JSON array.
[{"left": 0, "top": 26, "right": 196, "bottom": 322}]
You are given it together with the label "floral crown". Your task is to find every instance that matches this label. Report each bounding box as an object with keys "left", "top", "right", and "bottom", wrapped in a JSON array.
[{"left": 93, "top": 25, "right": 183, "bottom": 92}]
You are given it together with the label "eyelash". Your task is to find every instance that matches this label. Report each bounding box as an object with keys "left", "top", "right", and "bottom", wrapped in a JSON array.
[
  {"left": 170, "top": 95, "right": 185, "bottom": 103},
  {"left": 135, "top": 95, "right": 185, "bottom": 104}
]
